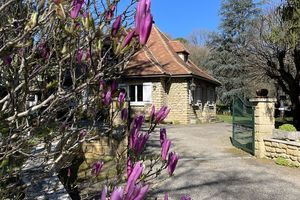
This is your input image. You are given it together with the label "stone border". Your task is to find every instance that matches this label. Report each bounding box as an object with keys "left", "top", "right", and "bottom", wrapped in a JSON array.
[{"left": 264, "top": 138, "right": 300, "bottom": 167}]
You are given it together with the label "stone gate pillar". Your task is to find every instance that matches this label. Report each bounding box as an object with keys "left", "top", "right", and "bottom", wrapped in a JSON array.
[{"left": 250, "top": 98, "right": 277, "bottom": 158}]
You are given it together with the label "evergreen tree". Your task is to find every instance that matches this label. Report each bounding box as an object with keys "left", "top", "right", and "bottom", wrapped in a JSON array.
[{"left": 206, "top": 0, "right": 261, "bottom": 105}]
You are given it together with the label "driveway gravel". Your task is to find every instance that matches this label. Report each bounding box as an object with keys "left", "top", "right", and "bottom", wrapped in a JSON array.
[{"left": 149, "top": 123, "right": 300, "bottom": 200}]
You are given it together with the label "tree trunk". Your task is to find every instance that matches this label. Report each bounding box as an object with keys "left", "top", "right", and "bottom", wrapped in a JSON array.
[
  {"left": 292, "top": 102, "right": 300, "bottom": 131},
  {"left": 291, "top": 96, "right": 300, "bottom": 131}
]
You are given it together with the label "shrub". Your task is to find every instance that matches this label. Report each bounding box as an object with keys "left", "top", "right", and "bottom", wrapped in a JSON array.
[{"left": 279, "top": 124, "right": 297, "bottom": 132}]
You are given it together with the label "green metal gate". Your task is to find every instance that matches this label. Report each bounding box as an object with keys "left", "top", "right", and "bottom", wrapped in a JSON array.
[{"left": 232, "top": 96, "right": 255, "bottom": 155}]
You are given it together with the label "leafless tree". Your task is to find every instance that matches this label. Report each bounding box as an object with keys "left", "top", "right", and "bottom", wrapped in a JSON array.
[
  {"left": 0, "top": 0, "right": 140, "bottom": 198},
  {"left": 243, "top": 2, "right": 300, "bottom": 129}
]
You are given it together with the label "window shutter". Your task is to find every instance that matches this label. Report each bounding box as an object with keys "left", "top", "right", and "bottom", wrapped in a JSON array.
[{"left": 143, "top": 82, "right": 152, "bottom": 103}]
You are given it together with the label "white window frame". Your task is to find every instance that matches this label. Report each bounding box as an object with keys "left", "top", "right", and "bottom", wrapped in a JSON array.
[{"left": 127, "top": 82, "right": 152, "bottom": 106}]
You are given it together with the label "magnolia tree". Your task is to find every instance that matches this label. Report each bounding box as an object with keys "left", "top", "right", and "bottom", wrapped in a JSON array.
[{"left": 0, "top": 0, "right": 190, "bottom": 199}]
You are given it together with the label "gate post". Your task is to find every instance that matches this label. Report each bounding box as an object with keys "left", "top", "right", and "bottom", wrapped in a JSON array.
[{"left": 249, "top": 98, "right": 277, "bottom": 158}]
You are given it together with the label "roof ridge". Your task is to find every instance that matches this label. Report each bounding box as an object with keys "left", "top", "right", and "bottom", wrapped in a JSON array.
[{"left": 153, "top": 26, "right": 192, "bottom": 74}]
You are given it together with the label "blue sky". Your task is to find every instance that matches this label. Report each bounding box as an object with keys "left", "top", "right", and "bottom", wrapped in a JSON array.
[{"left": 151, "top": 0, "right": 222, "bottom": 38}]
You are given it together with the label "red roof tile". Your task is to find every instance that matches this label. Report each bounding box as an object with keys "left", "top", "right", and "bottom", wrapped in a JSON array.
[
  {"left": 124, "top": 25, "right": 220, "bottom": 85},
  {"left": 169, "top": 40, "right": 190, "bottom": 54}
]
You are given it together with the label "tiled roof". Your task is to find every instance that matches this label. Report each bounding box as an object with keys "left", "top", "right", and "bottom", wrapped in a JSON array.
[
  {"left": 169, "top": 40, "right": 190, "bottom": 54},
  {"left": 124, "top": 25, "right": 220, "bottom": 85}
]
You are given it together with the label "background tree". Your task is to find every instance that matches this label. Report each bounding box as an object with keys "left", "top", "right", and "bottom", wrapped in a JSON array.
[
  {"left": 185, "top": 29, "right": 211, "bottom": 68},
  {"left": 244, "top": 0, "right": 300, "bottom": 130},
  {"left": 205, "top": 0, "right": 262, "bottom": 105}
]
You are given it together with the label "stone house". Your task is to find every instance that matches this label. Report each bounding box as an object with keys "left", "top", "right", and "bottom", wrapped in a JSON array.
[{"left": 121, "top": 25, "right": 221, "bottom": 124}]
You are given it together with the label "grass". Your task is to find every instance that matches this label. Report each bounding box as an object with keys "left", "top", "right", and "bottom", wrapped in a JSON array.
[
  {"left": 275, "top": 157, "right": 299, "bottom": 168},
  {"left": 218, "top": 115, "right": 295, "bottom": 128},
  {"left": 217, "top": 114, "right": 253, "bottom": 125},
  {"left": 217, "top": 114, "right": 232, "bottom": 123}
]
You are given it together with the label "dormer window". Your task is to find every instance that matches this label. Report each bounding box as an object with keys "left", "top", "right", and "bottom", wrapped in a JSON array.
[
  {"left": 178, "top": 52, "right": 188, "bottom": 62},
  {"left": 169, "top": 40, "right": 190, "bottom": 63}
]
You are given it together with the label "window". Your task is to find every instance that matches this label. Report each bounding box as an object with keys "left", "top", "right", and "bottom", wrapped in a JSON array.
[
  {"left": 128, "top": 83, "right": 152, "bottom": 105},
  {"left": 208, "top": 88, "right": 215, "bottom": 103}
]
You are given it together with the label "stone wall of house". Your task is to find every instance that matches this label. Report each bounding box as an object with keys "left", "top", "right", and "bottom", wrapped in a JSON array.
[
  {"left": 152, "top": 78, "right": 167, "bottom": 110},
  {"left": 78, "top": 133, "right": 127, "bottom": 179},
  {"left": 264, "top": 138, "right": 300, "bottom": 167},
  {"left": 165, "top": 78, "right": 189, "bottom": 124},
  {"left": 122, "top": 77, "right": 217, "bottom": 124},
  {"left": 78, "top": 101, "right": 128, "bottom": 179},
  {"left": 187, "top": 79, "right": 217, "bottom": 123}
]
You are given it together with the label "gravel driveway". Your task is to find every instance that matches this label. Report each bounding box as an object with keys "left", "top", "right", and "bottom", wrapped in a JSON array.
[{"left": 149, "top": 123, "right": 300, "bottom": 200}]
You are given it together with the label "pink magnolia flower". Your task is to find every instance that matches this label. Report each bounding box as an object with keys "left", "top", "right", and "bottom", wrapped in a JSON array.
[
  {"left": 111, "top": 80, "right": 118, "bottom": 94},
  {"left": 103, "top": 90, "right": 112, "bottom": 105},
  {"left": 160, "top": 128, "right": 167, "bottom": 146},
  {"left": 111, "top": 187, "right": 124, "bottom": 200},
  {"left": 99, "top": 79, "right": 106, "bottom": 90},
  {"left": 39, "top": 41, "right": 50, "bottom": 59},
  {"left": 2, "top": 55, "right": 12, "bottom": 65},
  {"left": 127, "top": 157, "right": 133, "bottom": 177},
  {"left": 125, "top": 161, "right": 143, "bottom": 194},
  {"left": 167, "top": 152, "right": 179, "bottom": 176},
  {"left": 70, "top": 0, "right": 85, "bottom": 19},
  {"left": 79, "top": 129, "right": 87, "bottom": 138},
  {"left": 121, "top": 108, "right": 128, "bottom": 121},
  {"left": 91, "top": 160, "right": 104, "bottom": 176},
  {"left": 164, "top": 194, "right": 169, "bottom": 200},
  {"left": 101, "top": 185, "right": 107, "bottom": 200},
  {"left": 180, "top": 196, "right": 192, "bottom": 200},
  {"left": 135, "top": 0, "right": 153, "bottom": 45},
  {"left": 162, "top": 139, "right": 171, "bottom": 160},
  {"left": 149, "top": 105, "right": 155, "bottom": 122},
  {"left": 105, "top": 4, "right": 116, "bottom": 20},
  {"left": 111, "top": 15, "right": 122, "bottom": 36},
  {"left": 139, "top": 11, "right": 153, "bottom": 45},
  {"left": 126, "top": 184, "right": 149, "bottom": 200},
  {"left": 130, "top": 116, "right": 144, "bottom": 143},
  {"left": 135, "top": 0, "right": 151, "bottom": 34},
  {"left": 67, "top": 168, "right": 71, "bottom": 177},
  {"left": 76, "top": 50, "right": 84, "bottom": 63},
  {"left": 131, "top": 132, "right": 149, "bottom": 156},
  {"left": 122, "top": 29, "right": 136, "bottom": 48},
  {"left": 155, "top": 106, "right": 171, "bottom": 123},
  {"left": 118, "top": 91, "right": 126, "bottom": 107}
]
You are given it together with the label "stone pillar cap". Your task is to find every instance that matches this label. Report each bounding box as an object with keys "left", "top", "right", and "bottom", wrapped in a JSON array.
[{"left": 249, "top": 98, "right": 277, "bottom": 103}]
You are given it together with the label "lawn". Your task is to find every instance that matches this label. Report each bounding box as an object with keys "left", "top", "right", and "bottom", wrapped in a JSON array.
[
  {"left": 218, "top": 114, "right": 294, "bottom": 129},
  {"left": 217, "top": 114, "right": 232, "bottom": 123}
]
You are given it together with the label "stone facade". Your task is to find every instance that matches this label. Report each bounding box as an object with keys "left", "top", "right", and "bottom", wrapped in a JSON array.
[
  {"left": 249, "top": 97, "right": 300, "bottom": 165},
  {"left": 78, "top": 101, "right": 128, "bottom": 179},
  {"left": 166, "top": 78, "right": 190, "bottom": 124},
  {"left": 123, "top": 77, "right": 217, "bottom": 124},
  {"left": 250, "top": 98, "right": 277, "bottom": 158},
  {"left": 264, "top": 138, "right": 300, "bottom": 167},
  {"left": 78, "top": 134, "right": 127, "bottom": 179}
]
